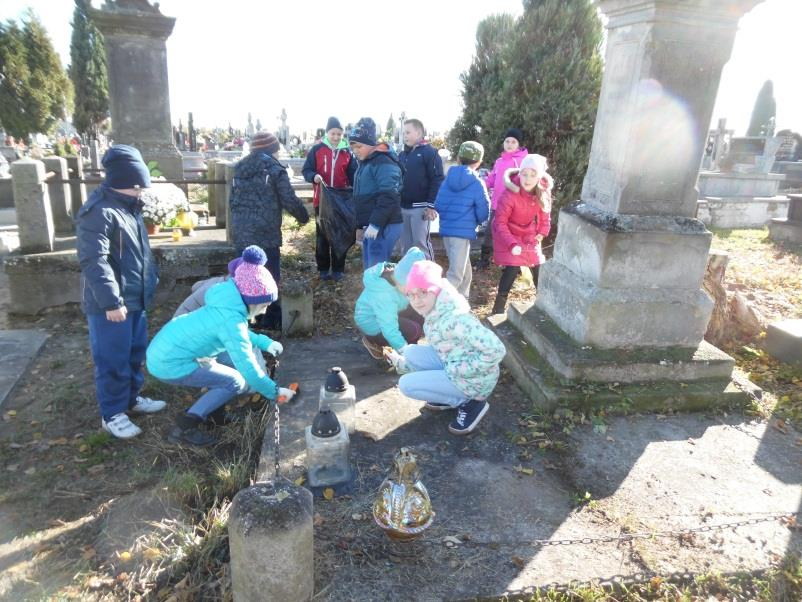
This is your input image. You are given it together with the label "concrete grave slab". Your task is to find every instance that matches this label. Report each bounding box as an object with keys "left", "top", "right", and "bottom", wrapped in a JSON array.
[
  {"left": 766, "top": 319, "right": 802, "bottom": 366},
  {"left": 0, "top": 330, "right": 48, "bottom": 408}
]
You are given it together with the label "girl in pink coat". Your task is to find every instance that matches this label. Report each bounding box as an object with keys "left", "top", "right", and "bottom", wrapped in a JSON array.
[
  {"left": 491, "top": 153, "right": 553, "bottom": 315},
  {"left": 477, "top": 128, "right": 529, "bottom": 268}
]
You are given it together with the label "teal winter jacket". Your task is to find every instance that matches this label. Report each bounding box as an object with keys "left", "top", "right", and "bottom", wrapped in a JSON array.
[
  {"left": 146, "top": 279, "right": 278, "bottom": 399},
  {"left": 353, "top": 261, "right": 410, "bottom": 350}
]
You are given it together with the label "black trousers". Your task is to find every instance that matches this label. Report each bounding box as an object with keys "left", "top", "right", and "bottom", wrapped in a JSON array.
[
  {"left": 315, "top": 206, "right": 347, "bottom": 274},
  {"left": 497, "top": 264, "right": 541, "bottom": 296}
]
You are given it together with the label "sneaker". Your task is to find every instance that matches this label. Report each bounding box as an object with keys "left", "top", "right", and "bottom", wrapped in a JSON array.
[
  {"left": 102, "top": 413, "right": 142, "bottom": 439},
  {"left": 448, "top": 399, "right": 489, "bottom": 435},
  {"left": 331, "top": 271, "right": 345, "bottom": 282},
  {"left": 168, "top": 413, "right": 216, "bottom": 447},
  {"left": 362, "top": 336, "right": 385, "bottom": 361},
  {"left": 424, "top": 401, "right": 452, "bottom": 411},
  {"left": 130, "top": 396, "right": 167, "bottom": 414}
]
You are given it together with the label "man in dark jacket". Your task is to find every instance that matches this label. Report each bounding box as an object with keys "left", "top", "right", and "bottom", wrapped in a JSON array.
[
  {"left": 399, "top": 118, "right": 444, "bottom": 260},
  {"left": 230, "top": 131, "right": 310, "bottom": 328},
  {"left": 76, "top": 145, "right": 165, "bottom": 440},
  {"left": 349, "top": 117, "right": 403, "bottom": 269}
]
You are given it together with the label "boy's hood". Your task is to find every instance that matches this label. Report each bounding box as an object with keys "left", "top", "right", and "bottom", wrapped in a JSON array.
[
  {"left": 205, "top": 279, "right": 247, "bottom": 318},
  {"left": 362, "top": 261, "right": 395, "bottom": 292},
  {"left": 365, "top": 143, "right": 399, "bottom": 163},
  {"left": 444, "top": 165, "right": 480, "bottom": 192}
]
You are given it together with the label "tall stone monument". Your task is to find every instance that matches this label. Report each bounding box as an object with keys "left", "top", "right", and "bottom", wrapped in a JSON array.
[
  {"left": 492, "top": 0, "right": 764, "bottom": 408},
  {"left": 89, "top": 0, "right": 182, "bottom": 178}
]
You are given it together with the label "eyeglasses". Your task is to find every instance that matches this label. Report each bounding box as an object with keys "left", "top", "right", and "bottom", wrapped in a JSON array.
[{"left": 406, "top": 289, "right": 432, "bottom": 301}]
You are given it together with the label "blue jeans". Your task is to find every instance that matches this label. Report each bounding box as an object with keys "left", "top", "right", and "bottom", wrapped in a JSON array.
[
  {"left": 160, "top": 360, "right": 250, "bottom": 420},
  {"left": 398, "top": 344, "right": 468, "bottom": 408},
  {"left": 87, "top": 310, "right": 148, "bottom": 421},
  {"left": 362, "top": 222, "right": 402, "bottom": 269}
]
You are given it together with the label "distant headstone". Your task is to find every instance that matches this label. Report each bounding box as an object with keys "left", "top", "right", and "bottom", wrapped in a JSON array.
[{"left": 10, "top": 159, "right": 55, "bottom": 253}]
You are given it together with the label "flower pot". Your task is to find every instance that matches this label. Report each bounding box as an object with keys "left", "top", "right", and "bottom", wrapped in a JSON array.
[{"left": 146, "top": 223, "right": 161, "bottom": 235}]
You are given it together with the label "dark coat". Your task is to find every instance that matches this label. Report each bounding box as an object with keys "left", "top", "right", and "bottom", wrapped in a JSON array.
[
  {"left": 399, "top": 142, "right": 444, "bottom": 209},
  {"left": 352, "top": 145, "right": 403, "bottom": 229},
  {"left": 76, "top": 185, "right": 158, "bottom": 314},
  {"left": 230, "top": 151, "right": 310, "bottom": 252}
]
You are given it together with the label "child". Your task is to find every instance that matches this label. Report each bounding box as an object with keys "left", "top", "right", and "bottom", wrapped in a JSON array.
[
  {"left": 354, "top": 246, "right": 426, "bottom": 359},
  {"left": 477, "top": 128, "right": 528, "bottom": 269},
  {"left": 386, "top": 261, "right": 506, "bottom": 435},
  {"left": 491, "top": 154, "right": 553, "bottom": 315},
  {"left": 349, "top": 117, "right": 403, "bottom": 269},
  {"left": 434, "top": 141, "right": 490, "bottom": 299},
  {"left": 146, "top": 246, "right": 295, "bottom": 447},
  {"left": 302, "top": 116, "right": 357, "bottom": 281},
  {"left": 76, "top": 145, "right": 165, "bottom": 440},
  {"left": 398, "top": 118, "right": 444, "bottom": 259}
]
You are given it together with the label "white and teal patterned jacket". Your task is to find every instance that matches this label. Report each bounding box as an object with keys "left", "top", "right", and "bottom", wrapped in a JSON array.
[{"left": 423, "top": 281, "right": 506, "bottom": 399}]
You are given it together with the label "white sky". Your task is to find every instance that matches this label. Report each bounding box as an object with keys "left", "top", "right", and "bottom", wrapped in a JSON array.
[{"left": 2, "top": 0, "right": 800, "bottom": 138}]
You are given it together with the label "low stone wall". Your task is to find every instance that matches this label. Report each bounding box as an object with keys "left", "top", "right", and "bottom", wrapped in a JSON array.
[{"left": 696, "top": 196, "right": 789, "bottom": 229}]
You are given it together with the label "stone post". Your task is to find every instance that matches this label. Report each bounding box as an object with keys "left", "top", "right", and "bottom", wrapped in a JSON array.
[
  {"left": 89, "top": 140, "right": 101, "bottom": 171},
  {"left": 42, "top": 157, "right": 73, "bottom": 234},
  {"left": 228, "top": 479, "right": 314, "bottom": 602},
  {"left": 205, "top": 157, "right": 218, "bottom": 217},
  {"left": 281, "top": 279, "right": 314, "bottom": 337},
  {"left": 224, "top": 162, "right": 236, "bottom": 241},
  {"left": 536, "top": 0, "right": 763, "bottom": 350},
  {"left": 214, "top": 160, "right": 229, "bottom": 228},
  {"left": 65, "top": 156, "right": 87, "bottom": 215},
  {"left": 89, "top": 1, "right": 183, "bottom": 178},
  {"left": 10, "top": 159, "right": 54, "bottom": 253}
]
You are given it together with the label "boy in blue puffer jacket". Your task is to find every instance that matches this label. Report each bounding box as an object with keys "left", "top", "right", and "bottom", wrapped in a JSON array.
[
  {"left": 146, "top": 246, "right": 296, "bottom": 447},
  {"left": 434, "top": 141, "right": 490, "bottom": 298},
  {"left": 354, "top": 246, "right": 425, "bottom": 359}
]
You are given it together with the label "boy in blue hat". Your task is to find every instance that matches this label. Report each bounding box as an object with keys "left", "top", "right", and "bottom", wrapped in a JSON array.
[{"left": 76, "top": 145, "right": 165, "bottom": 439}]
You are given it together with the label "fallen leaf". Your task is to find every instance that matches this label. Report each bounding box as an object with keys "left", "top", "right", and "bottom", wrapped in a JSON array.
[
  {"left": 773, "top": 419, "right": 788, "bottom": 434},
  {"left": 511, "top": 555, "right": 526, "bottom": 569},
  {"left": 294, "top": 476, "right": 306, "bottom": 486},
  {"left": 143, "top": 548, "right": 161, "bottom": 560},
  {"left": 313, "top": 513, "right": 325, "bottom": 527},
  {"left": 78, "top": 444, "right": 89, "bottom": 453},
  {"left": 88, "top": 464, "right": 105, "bottom": 475},
  {"left": 606, "top": 436, "right": 616, "bottom": 442},
  {"left": 30, "top": 420, "right": 40, "bottom": 427},
  {"left": 116, "top": 572, "right": 129, "bottom": 582},
  {"left": 442, "top": 536, "right": 462, "bottom": 547},
  {"left": 49, "top": 437, "right": 69, "bottom": 446},
  {"left": 6, "top": 464, "right": 18, "bottom": 472},
  {"left": 24, "top": 467, "right": 36, "bottom": 475},
  {"left": 323, "top": 488, "right": 335, "bottom": 500},
  {"left": 275, "top": 490, "right": 289, "bottom": 502},
  {"left": 117, "top": 551, "right": 132, "bottom": 561},
  {"left": 82, "top": 546, "right": 96, "bottom": 560},
  {"left": 514, "top": 465, "right": 534, "bottom": 476},
  {"left": 352, "top": 513, "right": 365, "bottom": 521}
]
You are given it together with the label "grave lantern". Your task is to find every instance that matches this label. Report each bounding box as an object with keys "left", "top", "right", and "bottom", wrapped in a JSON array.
[
  {"left": 305, "top": 407, "right": 351, "bottom": 488},
  {"left": 319, "top": 367, "right": 356, "bottom": 435}
]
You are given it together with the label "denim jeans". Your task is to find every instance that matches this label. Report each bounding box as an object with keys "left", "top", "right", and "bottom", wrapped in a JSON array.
[
  {"left": 398, "top": 344, "right": 468, "bottom": 408},
  {"left": 160, "top": 360, "right": 250, "bottom": 420},
  {"left": 87, "top": 310, "right": 148, "bottom": 421},
  {"left": 442, "top": 236, "right": 472, "bottom": 298},
  {"left": 362, "top": 222, "right": 403, "bottom": 269}
]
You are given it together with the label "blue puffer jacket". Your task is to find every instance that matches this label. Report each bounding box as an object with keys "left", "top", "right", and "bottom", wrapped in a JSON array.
[
  {"left": 352, "top": 144, "right": 403, "bottom": 229},
  {"left": 76, "top": 185, "right": 159, "bottom": 314},
  {"left": 353, "top": 261, "right": 410, "bottom": 350},
  {"left": 434, "top": 166, "right": 490, "bottom": 240},
  {"left": 399, "top": 142, "right": 444, "bottom": 209},
  {"left": 146, "top": 279, "right": 278, "bottom": 399}
]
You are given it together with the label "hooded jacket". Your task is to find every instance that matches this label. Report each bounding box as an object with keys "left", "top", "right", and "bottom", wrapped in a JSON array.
[
  {"left": 230, "top": 151, "right": 309, "bottom": 252},
  {"left": 433, "top": 165, "right": 490, "bottom": 240},
  {"left": 492, "top": 169, "right": 552, "bottom": 267},
  {"left": 352, "top": 144, "right": 403, "bottom": 229},
  {"left": 484, "top": 147, "right": 529, "bottom": 210},
  {"left": 146, "top": 279, "right": 278, "bottom": 399},
  {"left": 422, "top": 280, "right": 506, "bottom": 399},
  {"left": 76, "top": 185, "right": 159, "bottom": 315},
  {"left": 353, "top": 261, "right": 410, "bottom": 350},
  {"left": 399, "top": 142, "right": 444, "bottom": 209},
  {"left": 301, "top": 136, "right": 357, "bottom": 207}
]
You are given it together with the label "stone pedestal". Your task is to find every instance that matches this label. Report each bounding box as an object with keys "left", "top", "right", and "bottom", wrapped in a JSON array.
[
  {"left": 205, "top": 157, "right": 218, "bottom": 217},
  {"left": 224, "top": 162, "right": 236, "bottom": 240},
  {"left": 42, "top": 157, "right": 73, "bottom": 233},
  {"left": 214, "top": 160, "right": 229, "bottom": 228},
  {"left": 10, "top": 159, "right": 54, "bottom": 253},
  {"left": 281, "top": 279, "right": 314, "bottom": 337},
  {"left": 90, "top": 2, "right": 183, "bottom": 178},
  {"left": 65, "top": 156, "right": 87, "bottom": 214},
  {"left": 766, "top": 320, "right": 802, "bottom": 366},
  {"left": 493, "top": 0, "right": 763, "bottom": 409},
  {"left": 768, "top": 194, "right": 802, "bottom": 243},
  {"left": 228, "top": 479, "right": 314, "bottom": 602}
]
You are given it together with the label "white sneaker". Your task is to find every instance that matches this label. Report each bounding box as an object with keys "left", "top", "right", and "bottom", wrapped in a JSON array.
[
  {"left": 102, "top": 413, "right": 143, "bottom": 439},
  {"left": 130, "top": 396, "right": 167, "bottom": 414}
]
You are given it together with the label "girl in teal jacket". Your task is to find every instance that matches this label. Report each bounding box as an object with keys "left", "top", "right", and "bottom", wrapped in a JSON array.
[{"left": 146, "top": 246, "right": 294, "bottom": 446}]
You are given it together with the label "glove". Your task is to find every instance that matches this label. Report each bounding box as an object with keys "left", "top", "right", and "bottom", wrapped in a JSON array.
[
  {"left": 276, "top": 386, "right": 297, "bottom": 404},
  {"left": 363, "top": 224, "right": 379, "bottom": 239},
  {"left": 266, "top": 341, "right": 283, "bottom": 356},
  {"left": 383, "top": 348, "right": 408, "bottom": 374},
  {"left": 511, "top": 245, "right": 522, "bottom": 256},
  {"left": 313, "top": 174, "right": 323, "bottom": 184}
]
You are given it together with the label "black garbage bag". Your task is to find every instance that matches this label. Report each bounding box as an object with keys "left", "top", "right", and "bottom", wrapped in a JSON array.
[{"left": 319, "top": 185, "right": 356, "bottom": 257}]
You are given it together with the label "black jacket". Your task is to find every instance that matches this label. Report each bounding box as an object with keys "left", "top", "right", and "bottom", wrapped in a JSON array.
[{"left": 398, "top": 142, "right": 444, "bottom": 209}]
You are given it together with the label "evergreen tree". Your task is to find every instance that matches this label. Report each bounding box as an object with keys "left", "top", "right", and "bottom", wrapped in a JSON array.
[
  {"left": 746, "top": 79, "right": 776, "bottom": 137},
  {"left": 0, "top": 12, "right": 73, "bottom": 140},
  {"left": 69, "top": 0, "right": 108, "bottom": 139},
  {"left": 385, "top": 113, "right": 396, "bottom": 140},
  {"left": 450, "top": 0, "right": 603, "bottom": 214}
]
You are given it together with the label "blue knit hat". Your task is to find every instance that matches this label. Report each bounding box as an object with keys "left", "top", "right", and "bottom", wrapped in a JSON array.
[
  {"left": 394, "top": 246, "right": 426, "bottom": 287},
  {"left": 349, "top": 117, "right": 377, "bottom": 146},
  {"left": 326, "top": 116, "right": 343, "bottom": 132},
  {"left": 102, "top": 145, "right": 151, "bottom": 189}
]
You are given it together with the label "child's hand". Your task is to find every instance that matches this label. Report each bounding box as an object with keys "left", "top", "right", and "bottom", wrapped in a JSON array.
[
  {"left": 313, "top": 174, "right": 323, "bottom": 184},
  {"left": 266, "top": 341, "right": 283, "bottom": 356},
  {"left": 364, "top": 224, "right": 379, "bottom": 239},
  {"left": 511, "top": 245, "right": 522, "bottom": 256},
  {"left": 276, "top": 383, "right": 298, "bottom": 404},
  {"left": 383, "top": 347, "right": 408, "bottom": 374}
]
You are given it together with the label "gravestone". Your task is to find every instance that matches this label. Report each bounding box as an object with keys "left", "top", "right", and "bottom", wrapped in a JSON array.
[
  {"left": 768, "top": 193, "right": 802, "bottom": 243},
  {"left": 42, "top": 156, "right": 74, "bottom": 233},
  {"left": 65, "top": 156, "right": 87, "bottom": 214},
  {"left": 10, "top": 159, "right": 54, "bottom": 253},
  {"left": 89, "top": 0, "right": 183, "bottom": 178}
]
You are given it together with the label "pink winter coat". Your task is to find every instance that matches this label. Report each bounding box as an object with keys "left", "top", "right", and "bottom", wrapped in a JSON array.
[
  {"left": 484, "top": 147, "right": 529, "bottom": 210},
  {"left": 492, "top": 170, "right": 552, "bottom": 267}
]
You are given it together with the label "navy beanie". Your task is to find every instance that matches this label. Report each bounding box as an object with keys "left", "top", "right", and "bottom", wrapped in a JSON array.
[
  {"left": 349, "top": 117, "right": 377, "bottom": 146},
  {"left": 102, "top": 145, "right": 151, "bottom": 189},
  {"left": 326, "top": 116, "right": 343, "bottom": 132},
  {"left": 504, "top": 128, "right": 524, "bottom": 146}
]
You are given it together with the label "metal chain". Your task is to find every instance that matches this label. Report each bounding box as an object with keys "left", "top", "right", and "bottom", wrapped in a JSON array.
[{"left": 273, "top": 400, "right": 281, "bottom": 479}]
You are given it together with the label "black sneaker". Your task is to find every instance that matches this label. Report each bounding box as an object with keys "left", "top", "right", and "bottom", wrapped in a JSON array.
[
  {"left": 448, "top": 399, "right": 489, "bottom": 435},
  {"left": 168, "top": 413, "right": 217, "bottom": 447},
  {"left": 424, "top": 401, "right": 451, "bottom": 411}
]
